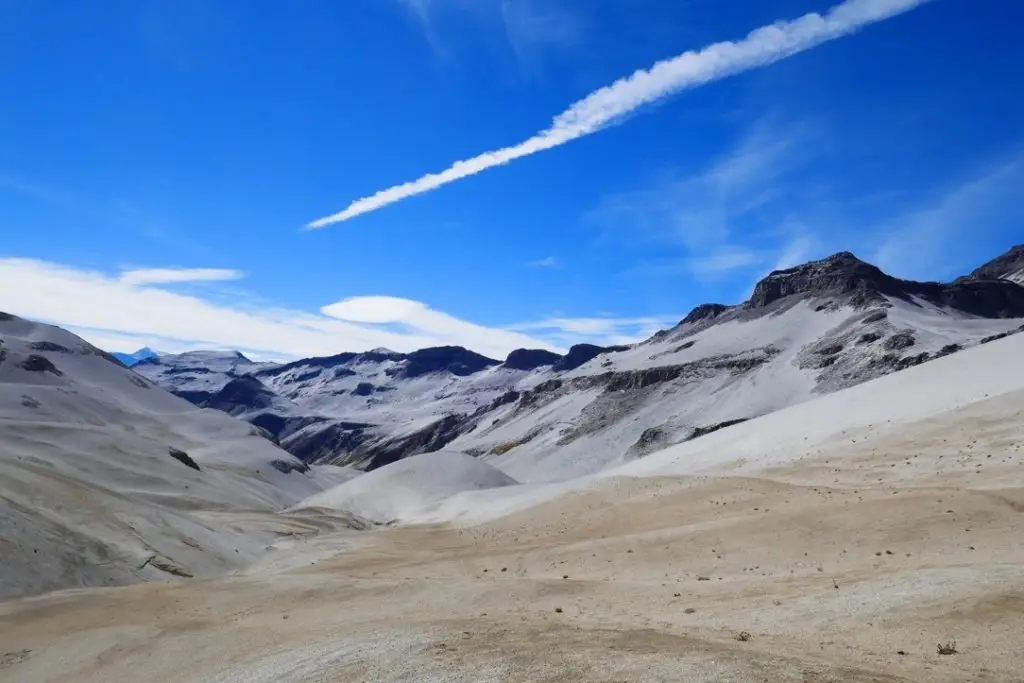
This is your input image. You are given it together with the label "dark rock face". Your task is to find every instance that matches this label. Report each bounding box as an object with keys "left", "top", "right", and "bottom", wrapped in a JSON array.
[
  {"left": 980, "top": 324, "right": 1024, "bottom": 345},
  {"left": 353, "top": 382, "right": 375, "bottom": 396},
  {"left": 935, "top": 279, "right": 1024, "bottom": 318},
  {"left": 204, "top": 376, "right": 278, "bottom": 416},
  {"left": 399, "top": 346, "right": 499, "bottom": 379},
  {"left": 364, "top": 414, "right": 470, "bottom": 470},
  {"left": 283, "top": 422, "right": 374, "bottom": 464},
  {"left": 688, "top": 418, "right": 750, "bottom": 441},
  {"left": 857, "top": 332, "right": 882, "bottom": 345},
  {"left": 18, "top": 355, "right": 62, "bottom": 375},
  {"left": 258, "top": 349, "right": 406, "bottom": 381},
  {"left": 745, "top": 250, "right": 1024, "bottom": 318},
  {"left": 0, "top": 311, "right": 15, "bottom": 321},
  {"left": 749, "top": 252, "right": 893, "bottom": 309},
  {"left": 552, "top": 344, "right": 608, "bottom": 372},
  {"left": 269, "top": 458, "right": 310, "bottom": 475},
  {"left": 884, "top": 332, "right": 916, "bottom": 351},
  {"left": 171, "top": 389, "right": 214, "bottom": 405},
  {"left": 965, "top": 244, "right": 1024, "bottom": 281},
  {"left": 503, "top": 348, "right": 562, "bottom": 371},
  {"left": 249, "top": 413, "right": 330, "bottom": 441},
  {"left": 28, "top": 341, "right": 70, "bottom": 353},
  {"left": 681, "top": 303, "right": 730, "bottom": 325},
  {"left": 603, "top": 352, "right": 774, "bottom": 393},
  {"left": 168, "top": 447, "right": 200, "bottom": 471}
]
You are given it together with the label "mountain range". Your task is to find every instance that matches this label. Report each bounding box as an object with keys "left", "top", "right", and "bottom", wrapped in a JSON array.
[{"left": 131, "top": 245, "right": 1024, "bottom": 482}]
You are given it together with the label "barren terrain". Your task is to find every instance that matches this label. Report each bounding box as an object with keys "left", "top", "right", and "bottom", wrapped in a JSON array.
[{"left": 3, "top": 386, "right": 1022, "bottom": 682}]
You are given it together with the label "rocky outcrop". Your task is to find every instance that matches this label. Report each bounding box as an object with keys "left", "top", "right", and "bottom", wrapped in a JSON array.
[
  {"left": 362, "top": 414, "right": 471, "bottom": 470},
  {"left": 396, "top": 347, "right": 500, "bottom": 379},
  {"left": 964, "top": 244, "right": 1024, "bottom": 282},
  {"left": 168, "top": 447, "right": 200, "bottom": 471},
  {"left": 551, "top": 344, "right": 628, "bottom": 372},
  {"left": 681, "top": 303, "right": 730, "bottom": 325},
  {"left": 204, "top": 376, "right": 278, "bottom": 416},
  {"left": 747, "top": 251, "right": 1024, "bottom": 317},
  {"left": 18, "top": 355, "right": 62, "bottom": 375},
  {"left": 503, "top": 348, "right": 562, "bottom": 371}
]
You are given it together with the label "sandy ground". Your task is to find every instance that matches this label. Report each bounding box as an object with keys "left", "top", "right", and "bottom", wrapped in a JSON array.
[{"left": 2, "top": 392, "right": 1023, "bottom": 682}]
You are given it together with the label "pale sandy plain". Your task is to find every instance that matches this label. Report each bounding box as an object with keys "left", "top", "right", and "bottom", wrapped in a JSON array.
[{"left": 2, "top": 337, "right": 1024, "bottom": 682}]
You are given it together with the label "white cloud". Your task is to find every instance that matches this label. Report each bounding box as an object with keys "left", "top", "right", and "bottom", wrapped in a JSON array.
[
  {"left": 527, "top": 256, "right": 559, "bottom": 268},
  {"left": 309, "top": 0, "right": 929, "bottom": 228},
  {"left": 119, "top": 267, "right": 244, "bottom": 287},
  {"left": 687, "top": 246, "right": 764, "bottom": 278},
  {"left": 0, "top": 258, "right": 563, "bottom": 360},
  {"left": 510, "top": 315, "right": 680, "bottom": 347},
  {"left": 597, "top": 116, "right": 820, "bottom": 283}
]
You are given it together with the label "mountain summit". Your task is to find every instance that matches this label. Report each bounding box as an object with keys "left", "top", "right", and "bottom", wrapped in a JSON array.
[{"left": 132, "top": 246, "right": 1024, "bottom": 474}]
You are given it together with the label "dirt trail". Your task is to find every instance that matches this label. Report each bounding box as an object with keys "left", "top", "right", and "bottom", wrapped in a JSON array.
[{"left": 2, "top": 395, "right": 1023, "bottom": 682}]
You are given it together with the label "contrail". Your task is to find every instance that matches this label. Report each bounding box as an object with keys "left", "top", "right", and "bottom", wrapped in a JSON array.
[{"left": 307, "top": 0, "right": 930, "bottom": 229}]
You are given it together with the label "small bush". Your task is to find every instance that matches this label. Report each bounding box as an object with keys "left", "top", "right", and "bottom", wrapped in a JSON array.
[{"left": 936, "top": 641, "right": 957, "bottom": 655}]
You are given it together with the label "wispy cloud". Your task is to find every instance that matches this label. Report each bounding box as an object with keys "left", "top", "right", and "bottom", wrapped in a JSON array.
[
  {"left": 597, "top": 115, "right": 821, "bottom": 283},
  {"left": 527, "top": 256, "right": 559, "bottom": 268},
  {"left": 398, "top": 0, "right": 448, "bottom": 59},
  {"left": 397, "top": 0, "right": 582, "bottom": 70},
  {"left": 0, "top": 258, "right": 562, "bottom": 359},
  {"left": 119, "top": 267, "right": 244, "bottom": 287},
  {"left": 309, "top": 0, "right": 930, "bottom": 228},
  {"left": 509, "top": 315, "right": 681, "bottom": 347},
  {"left": 498, "top": 0, "right": 584, "bottom": 75},
  {"left": 872, "top": 149, "right": 1024, "bottom": 281}
]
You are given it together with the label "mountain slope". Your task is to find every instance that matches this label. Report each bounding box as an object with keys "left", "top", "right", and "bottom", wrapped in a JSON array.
[
  {"left": 0, "top": 313, "right": 354, "bottom": 599},
  {"left": 964, "top": 243, "right": 1024, "bottom": 284},
  {"left": 133, "top": 247, "right": 1024, "bottom": 481}
]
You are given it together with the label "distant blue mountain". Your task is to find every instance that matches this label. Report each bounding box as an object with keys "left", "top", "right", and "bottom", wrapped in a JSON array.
[{"left": 112, "top": 347, "right": 159, "bottom": 367}]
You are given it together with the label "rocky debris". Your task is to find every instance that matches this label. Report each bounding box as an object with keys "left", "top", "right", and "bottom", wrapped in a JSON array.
[
  {"left": 857, "top": 332, "right": 882, "bottom": 345},
  {"left": 269, "top": 458, "right": 311, "bottom": 475},
  {"left": 980, "top": 323, "right": 1024, "bottom": 345},
  {"left": 140, "top": 554, "right": 194, "bottom": 578},
  {"left": 884, "top": 332, "right": 916, "bottom": 350},
  {"left": 937, "top": 343, "right": 962, "bottom": 357},
  {"left": 503, "top": 348, "right": 562, "bottom": 371},
  {"left": 0, "top": 649, "right": 32, "bottom": 669},
  {"left": 873, "top": 352, "right": 932, "bottom": 372},
  {"left": 688, "top": 418, "right": 750, "bottom": 441},
  {"left": 629, "top": 426, "right": 669, "bottom": 457},
  {"left": 862, "top": 310, "right": 888, "bottom": 324},
  {"left": 517, "top": 379, "right": 565, "bottom": 411},
  {"left": 18, "top": 354, "right": 62, "bottom": 375},
  {"left": 168, "top": 447, "right": 200, "bottom": 471},
  {"left": 353, "top": 382, "right": 375, "bottom": 396},
  {"left": 28, "top": 341, "right": 71, "bottom": 353},
  {"left": 603, "top": 351, "right": 775, "bottom": 393}
]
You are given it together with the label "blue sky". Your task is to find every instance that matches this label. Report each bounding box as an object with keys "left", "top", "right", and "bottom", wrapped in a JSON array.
[{"left": 1, "top": 0, "right": 1022, "bottom": 359}]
